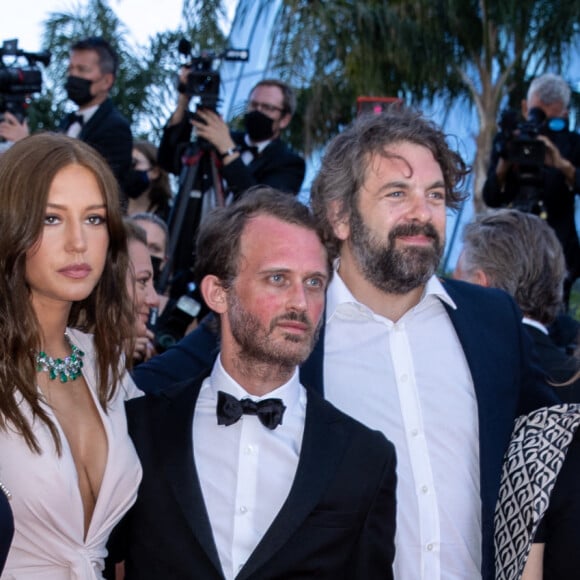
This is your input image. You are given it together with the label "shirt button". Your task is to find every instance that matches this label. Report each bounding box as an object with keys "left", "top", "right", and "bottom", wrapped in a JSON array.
[
  {"left": 421, "top": 485, "right": 429, "bottom": 494},
  {"left": 426, "top": 543, "right": 434, "bottom": 551},
  {"left": 244, "top": 445, "right": 254, "bottom": 455},
  {"left": 411, "top": 428, "right": 419, "bottom": 437},
  {"left": 239, "top": 506, "right": 248, "bottom": 514}
]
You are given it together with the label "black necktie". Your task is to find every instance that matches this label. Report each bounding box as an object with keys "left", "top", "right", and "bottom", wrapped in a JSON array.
[
  {"left": 216, "top": 390, "right": 286, "bottom": 430},
  {"left": 68, "top": 113, "right": 84, "bottom": 128}
]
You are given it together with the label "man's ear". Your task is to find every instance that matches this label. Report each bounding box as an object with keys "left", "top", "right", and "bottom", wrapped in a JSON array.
[
  {"left": 102, "top": 72, "right": 114, "bottom": 92},
  {"left": 327, "top": 199, "right": 350, "bottom": 241},
  {"left": 278, "top": 112, "right": 292, "bottom": 131},
  {"left": 472, "top": 268, "right": 491, "bottom": 288},
  {"left": 200, "top": 275, "right": 228, "bottom": 314}
]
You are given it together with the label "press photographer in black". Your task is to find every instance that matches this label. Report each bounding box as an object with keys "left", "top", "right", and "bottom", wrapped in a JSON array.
[
  {"left": 483, "top": 73, "right": 580, "bottom": 306},
  {"left": 158, "top": 73, "right": 306, "bottom": 198}
]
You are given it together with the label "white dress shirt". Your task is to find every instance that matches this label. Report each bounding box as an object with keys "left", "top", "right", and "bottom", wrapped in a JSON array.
[
  {"left": 193, "top": 356, "right": 306, "bottom": 580},
  {"left": 324, "top": 271, "right": 482, "bottom": 580},
  {"left": 66, "top": 104, "right": 99, "bottom": 138}
]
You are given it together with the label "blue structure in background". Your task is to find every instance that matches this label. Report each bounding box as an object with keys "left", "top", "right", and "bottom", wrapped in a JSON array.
[{"left": 218, "top": 0, "right": 579, "bottom": 275}]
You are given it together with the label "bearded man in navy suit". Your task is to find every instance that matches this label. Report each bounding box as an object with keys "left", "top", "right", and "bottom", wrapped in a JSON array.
[
  {"left": 115, "top": 188, "right": 397, "bottom": 579},
  {"left": 134, "top": 109, "right": 556, "bottom": 579}
]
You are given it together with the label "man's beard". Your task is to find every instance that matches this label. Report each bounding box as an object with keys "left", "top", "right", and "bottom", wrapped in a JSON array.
[
  {"left": 226, "top": 291, "right": 321, "bottom": 370},
  {"left": 349, "top": 205, "right": 443, "bottom": 294}
]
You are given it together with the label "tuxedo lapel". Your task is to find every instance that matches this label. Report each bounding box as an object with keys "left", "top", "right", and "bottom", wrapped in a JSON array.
[
  {"left": 79, "top": 99, "right": 112, "bottom": 139},
  {"left": 237, "top": 391, "right": 348, "bottom": 579},
  {"left": 156, "top": 377, "right": 223, "bottom": 575}
]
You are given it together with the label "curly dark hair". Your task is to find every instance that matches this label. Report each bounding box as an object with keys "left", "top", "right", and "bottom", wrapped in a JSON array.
[{"left": 310, "top": 107, "right": 469, "bottom": 259}]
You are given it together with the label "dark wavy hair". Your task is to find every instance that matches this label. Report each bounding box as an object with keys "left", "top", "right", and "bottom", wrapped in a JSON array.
[
  {"left": 0, "top": 133, "right": 133, "bottom": 453},
  {"left": 311, "top": 107, "right": 469, "bottom": 259}
]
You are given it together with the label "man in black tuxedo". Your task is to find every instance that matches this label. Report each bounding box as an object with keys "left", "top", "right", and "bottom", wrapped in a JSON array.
[
  {"left": 455, "top": 208, "right": 580, "bottom": 403},
  {"left": 158, "top": 78, "right": 305, "bottom": 198},
  {"left": 117, "top": 188, "right": 397, "bottom": 579},
  {"left": 0, "top": 36, "right": 132, "bottom": 199}
]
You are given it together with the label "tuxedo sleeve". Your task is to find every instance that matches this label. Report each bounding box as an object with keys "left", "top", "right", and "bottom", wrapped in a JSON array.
[
  {"left": 347, "top": 435, "right": 397, "bottom": 579},
  {"left": 132, "top": 314, "right": 219, "bottom": 394},
  {"left": 158, "top": 118, "right": 194, "bottom": 175},
  {"left": 221, "top": 150, "right": 306, "bottom": 199}
]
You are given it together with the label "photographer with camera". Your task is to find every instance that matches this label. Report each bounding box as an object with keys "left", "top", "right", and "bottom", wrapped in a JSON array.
[
  {"left": 0, "top": 36, "right": 132, "bottom": 200},
  {"left": 483, "top": 73, "right": 580, "bottom": 306},
  {"left": 158, "top": 73, "right": 306, "bottom": 198}
]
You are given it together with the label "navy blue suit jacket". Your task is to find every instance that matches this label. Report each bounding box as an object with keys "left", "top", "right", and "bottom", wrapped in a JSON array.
[{"left": 134, "top": 278, "right": 557, "bottom": 579}]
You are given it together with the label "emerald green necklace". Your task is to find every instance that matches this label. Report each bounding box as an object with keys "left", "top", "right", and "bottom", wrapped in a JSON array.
[{"left": 36, "top": 335, "right": 85, "bottom": 383}]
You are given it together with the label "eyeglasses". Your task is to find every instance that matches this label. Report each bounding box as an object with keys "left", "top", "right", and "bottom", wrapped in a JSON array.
[{"left": 247, "top": 100, "right": 285, "bottom": 115}]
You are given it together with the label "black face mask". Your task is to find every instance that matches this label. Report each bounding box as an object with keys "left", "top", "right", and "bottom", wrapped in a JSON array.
[
  {"left": 244, "top": 110, "right": 275, "bottom": 142},
  {"left": 150, "top": 256, "right": 163, "bottom": 287},
  {"left": 125, "top": 169, "right": 151, "bottom": 199},
  {"left": 65, "top": 76, "right": 93, "bottom": 107}
]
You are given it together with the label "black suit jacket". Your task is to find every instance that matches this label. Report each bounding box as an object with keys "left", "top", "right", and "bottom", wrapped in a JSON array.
[
  {"left": 117, "top": 375, "right": 396, "bottom": 579},
  {"left": 158, "top": 119, "right": 306, "bottom": 197},
  {"left": 133, "top": 278, "right": 558, "bottom": 579},
  {"left": 60, "top": 98, "right": 133, "bottom": 196},
  {"left": 524, "top": 323, "right": 580, "bottom": 403}
]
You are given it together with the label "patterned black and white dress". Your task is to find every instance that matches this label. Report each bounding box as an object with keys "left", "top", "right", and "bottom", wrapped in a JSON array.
[{"left": 494, "top": 404, "right": 580, "bottom": 580}]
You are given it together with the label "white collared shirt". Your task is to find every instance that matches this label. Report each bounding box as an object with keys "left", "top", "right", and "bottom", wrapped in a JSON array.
[
  {"left": 324, "top": 271, "right": 482, "bottom": 580},
  {"left": 193, "top": 356, "right": 306, "bottom": 580},
  {"left": 240, "top": 134, "right": 271, "bottom": 164},
  {"left": 66, "top": 104, "right": 99, "bottom": 138},
  {"left": 522, "top": 316, "right": 549, "bottom": 335}
]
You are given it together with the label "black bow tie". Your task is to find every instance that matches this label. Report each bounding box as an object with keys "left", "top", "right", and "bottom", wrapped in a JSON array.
[
  {"left": 241, "top": 143, "right": 259, "bottom": 158},
  {"left": 216, "top": 390, "right": 286, "bottom": 430},
  {"left": 68, "top": 113, "right": 84, "bottom": 128}
]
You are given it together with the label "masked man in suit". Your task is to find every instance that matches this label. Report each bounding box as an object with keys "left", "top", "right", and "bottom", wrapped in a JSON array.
[
  {"left": 158, "top": 78, "right": 305, "bottom": 199},
  {"left": 134, "top": 109, "right": 557, "bottom": 579},
  {"left": 114, "top": 188, "right": 397, "bottom": 579},
  {"left": 0, "top": 36, "right": 132, "bottom": 200}
]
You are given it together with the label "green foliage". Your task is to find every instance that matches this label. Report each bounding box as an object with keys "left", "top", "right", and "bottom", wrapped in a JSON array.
[
  {"left": 272, "top": 0, "right": 580, "bottom": 206},
  {"left": 24, "top": 0, "right": 228, "bottom": 144}
]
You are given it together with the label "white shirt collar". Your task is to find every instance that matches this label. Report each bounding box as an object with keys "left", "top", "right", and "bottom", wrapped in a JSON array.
[
  {"left": 326, "top": 265, "right": 457, "bottom": 323},
  {"left": 244, "top": 134, "right": 272, "bottom": 154},
  {"left": 210, "top": 355, "right": 302, "bottom": 409},
  {"left": 77, "top": 104, "right": 99, "bottom": 124},
  {"left": 522, "top": 317, "right": 549, "bottom": 335}
]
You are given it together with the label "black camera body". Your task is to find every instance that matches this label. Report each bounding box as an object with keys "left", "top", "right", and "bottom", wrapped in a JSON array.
[
  {"left": 0, "top": 39, "right": 50, "bottom": 121},
  {"left": 177, "top": 39, "right": 248, "bottom": 112},
  {"left": 153, "top": 283, "right": 202, "bottom": 352},
  {"left": 494, "top": 107, "right": 548, "bottom": 214}
]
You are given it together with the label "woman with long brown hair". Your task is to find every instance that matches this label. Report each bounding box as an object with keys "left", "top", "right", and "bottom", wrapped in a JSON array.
[{"left": 0, "top": 133, "right": 142, "bottom": 579}]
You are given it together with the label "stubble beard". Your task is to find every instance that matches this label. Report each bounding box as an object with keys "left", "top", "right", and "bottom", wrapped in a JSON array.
[
  {"left": 349, "top": 205, "right": 444, "bottom": 295},
  {"left": 226, "top": 291, "right": 322, "bottom": 372}
]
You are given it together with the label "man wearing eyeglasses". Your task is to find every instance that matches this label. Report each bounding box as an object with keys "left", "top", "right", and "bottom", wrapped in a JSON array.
[{"left": 158, "top": 78, "right": 306, "bottom": 199}]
